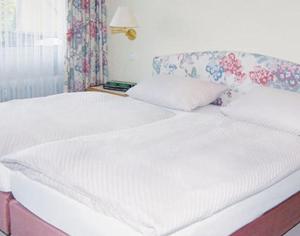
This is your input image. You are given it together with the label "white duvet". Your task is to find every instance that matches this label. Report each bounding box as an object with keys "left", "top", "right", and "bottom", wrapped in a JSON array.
[
  {"left": 2, "top": 111, "right": 300, "bottom": 235},
  {"left": 0, "top": 92, "right": 175, "bottom": 191}
]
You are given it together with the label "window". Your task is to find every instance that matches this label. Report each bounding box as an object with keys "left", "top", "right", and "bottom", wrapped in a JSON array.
[
  {"left": 0, "top": 0, "right": 16, "bottom": 31},
  {"left": 0, "top": 0, "right": 66, "bottom": 102}
]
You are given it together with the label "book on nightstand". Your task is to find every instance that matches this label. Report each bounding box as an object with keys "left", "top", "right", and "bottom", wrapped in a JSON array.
[{"left": 103, "top": 81, "right": 137, "bottom": 92}]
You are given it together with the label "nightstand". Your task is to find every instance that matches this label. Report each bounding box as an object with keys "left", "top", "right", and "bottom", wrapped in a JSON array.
[{"left": 86, "top": 85, "right": 128, "bottom": 97}]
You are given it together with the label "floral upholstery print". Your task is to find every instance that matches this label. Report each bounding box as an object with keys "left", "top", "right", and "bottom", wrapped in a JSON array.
[{"left": 153, "top": 51, "right": 300, "bottom": 105}]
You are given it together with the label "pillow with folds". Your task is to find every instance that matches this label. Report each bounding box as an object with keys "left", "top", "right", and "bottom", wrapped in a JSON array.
[
  {"left": 221, "top": 87, "right": 300, "bottom": 135},
  {"left": 127, "top": 76, "right": 227, "bottom": 111}
]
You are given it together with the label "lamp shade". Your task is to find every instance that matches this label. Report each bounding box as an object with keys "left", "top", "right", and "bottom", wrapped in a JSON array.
[{"left": 110, "top": 7, "right": 138, "bottom": 28}]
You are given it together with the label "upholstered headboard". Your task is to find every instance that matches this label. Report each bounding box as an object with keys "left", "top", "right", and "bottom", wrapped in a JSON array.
[{"left": 152, "top": 51, "right": 300, "bottom": 105}]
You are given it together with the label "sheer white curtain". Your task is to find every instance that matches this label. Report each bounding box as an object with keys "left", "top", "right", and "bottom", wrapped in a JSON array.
[{"left": 0, "top": 0, "right": 66, "bottom": 102}]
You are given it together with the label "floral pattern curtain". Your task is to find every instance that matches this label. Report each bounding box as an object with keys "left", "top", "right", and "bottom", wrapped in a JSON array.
[{"left": 66, "top": 0, "right": 108, "bottom": 92}]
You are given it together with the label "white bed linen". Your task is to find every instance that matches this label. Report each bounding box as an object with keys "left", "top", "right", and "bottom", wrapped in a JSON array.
[
  {"left": 10, "top": 168, "right": 300, "bottom": 236},
  {"left": 221, "top": 87, "right": 300, "bottom": 135},
  {"left": 0, "top": 104, "right": 218, "bottom": 192},
  {"left": 0, "top": 92, "right": 177, "bottom": 191},
  {"left": 3, "top": 109, "right": 300, "bottom": 235},
  {"left": 0, "top": 92, "right": 176, "bottom": 157}
]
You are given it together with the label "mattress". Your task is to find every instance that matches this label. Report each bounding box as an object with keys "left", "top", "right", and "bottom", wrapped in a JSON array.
[
  {"left": 10, "top": 170, "right": 300, "bottom": 236},
  {"left": 0, "top": 165, "right": 11, "bottom": 192}
]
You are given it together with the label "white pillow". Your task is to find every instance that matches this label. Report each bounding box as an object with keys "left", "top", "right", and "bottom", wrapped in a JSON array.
[
  {"left": 127, "top": 76, "right": 227, "bottom": 111},
  {"left": 221, "top": 87, "right": 300, "bottom": 135}
]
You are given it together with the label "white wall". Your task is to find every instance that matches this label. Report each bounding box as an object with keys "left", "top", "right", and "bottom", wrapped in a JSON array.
[{"left": 107, "top": 0, "right": 300, "bottom": 83}]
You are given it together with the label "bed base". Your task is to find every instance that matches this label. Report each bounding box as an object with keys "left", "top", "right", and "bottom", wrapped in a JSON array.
[
  {"left": 8, "top": 192, "right": 300, "bottom": 236},
  {"left": 0, "top": 192, "right": 13, "bottom": 235},
  {"left": 232, "top": 191, "right": 300, "bottom": 236},
  {"left": 9, "top": 200, "right": 67, "bottom": 236}
]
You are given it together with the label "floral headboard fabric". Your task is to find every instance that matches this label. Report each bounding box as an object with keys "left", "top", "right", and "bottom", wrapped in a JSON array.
[{"left": 152, "top": 51, "right": 300, "bottom": 105}]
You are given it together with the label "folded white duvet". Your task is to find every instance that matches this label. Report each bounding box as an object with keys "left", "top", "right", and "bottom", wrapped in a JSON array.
[
  {"left": 0, "top": 92, "right": 175, "bottom": 158},
  {"left": 0, "top": 92, "right": 175, "bottom": 191},
  {"left": 2, "top": 112, "right": 300, "bottom": 235}
]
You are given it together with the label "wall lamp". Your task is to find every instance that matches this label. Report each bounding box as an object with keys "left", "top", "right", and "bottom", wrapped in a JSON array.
[{"left": 110, "top": 6, "right": 138, "bottom": 41}]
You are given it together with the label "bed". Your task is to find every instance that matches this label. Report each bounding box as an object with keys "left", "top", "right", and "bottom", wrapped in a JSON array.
[
  {"left": 3, "top": 104, "right": 300, "bottom": 236},
  {"left": 5, "top": 104, "right": 300, "bottom": 236},
  {"left": 2, "top": 51, "right": 300, "bottom": 236},
  {"left": 0, "top": 92, "right": 177, "bottom": 234}
]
